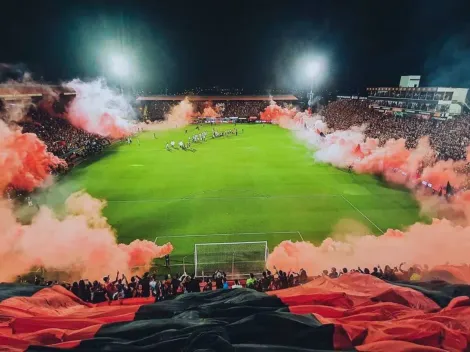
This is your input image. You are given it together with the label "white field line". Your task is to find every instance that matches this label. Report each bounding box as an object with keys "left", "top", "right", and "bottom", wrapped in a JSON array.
[
  {"left": 154, "top": 231, "right": 302, "bottom": 244},
  {"left": 296, "top": 231, "right": 305, "bottom": 241},
  {"left": 340, "top": 194, "right": 384, "bottom": 234},
  {"left": 108, "top": 194, "right": 338, "bottom": 203}
]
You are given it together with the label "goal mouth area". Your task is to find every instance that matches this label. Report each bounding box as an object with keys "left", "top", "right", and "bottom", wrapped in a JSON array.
[{"left": 194, "top": 241, "right": 269, "bottom": 278}]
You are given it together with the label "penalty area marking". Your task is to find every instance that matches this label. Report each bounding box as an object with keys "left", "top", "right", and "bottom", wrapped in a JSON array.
[
  {"left": 340, "top": 194, "right": 384, "bottom": 234},
  {"left": 154, "top": 231, "right": 303, "bottom": 244}
]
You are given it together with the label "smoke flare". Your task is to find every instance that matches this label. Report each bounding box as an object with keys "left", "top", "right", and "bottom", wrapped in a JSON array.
[
  {"left": 138, "top": 98, "right": 195, "bottom": 131},
  {"left": 64, "top": 78, "right": 134, "bottom": 139},
  {"left": 0, "top": 190, "right": 173, "bottom": 282},
  {"left": 0, "top": 120, "right": 66, "bottom": 193},
  {"left": 267, "top": 219, "right": 470, "bottom": 278},
  {"left": 165, "top": 97, "right": 194, "bottom": 126},
  {"left": 262, "top": 100, "right": 470, "bottom": 277}
]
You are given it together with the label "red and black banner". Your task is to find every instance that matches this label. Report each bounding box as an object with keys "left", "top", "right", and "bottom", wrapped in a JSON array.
[{"left": 1, "top": 272, "right": 470, "bottom": 351}]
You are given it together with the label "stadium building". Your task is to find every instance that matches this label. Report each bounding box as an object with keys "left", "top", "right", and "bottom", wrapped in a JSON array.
[
  {"left": 0, "top": 84, "right": 75, "bottom": 117},
  {"left": 136, "top": 95, "right": 298, "bottom": 121},
  {"left": 367, "top": 75, "right": 469, "bottom": 119}
]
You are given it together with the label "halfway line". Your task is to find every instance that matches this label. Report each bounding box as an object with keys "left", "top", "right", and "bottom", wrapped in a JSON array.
[{"left": 108, "top": 194, "right": 338, "bottom": 203}]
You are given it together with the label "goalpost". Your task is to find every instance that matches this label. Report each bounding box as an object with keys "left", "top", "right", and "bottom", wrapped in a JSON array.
[{"left": 194, "top": 241, "right": 269, "bottom": 278}]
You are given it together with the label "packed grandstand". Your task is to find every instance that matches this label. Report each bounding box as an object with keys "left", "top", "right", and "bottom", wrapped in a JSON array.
[{"left": 3, "top": 84, "right": 470, "bottom": 351}]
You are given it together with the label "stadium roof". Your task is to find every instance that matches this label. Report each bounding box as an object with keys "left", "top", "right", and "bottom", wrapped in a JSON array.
[
  {"left": 136, "top": 95, "right": 298, "bottom": 102},
  {"left": 0, "top": 84, "right": 75, "bottom": 99}
]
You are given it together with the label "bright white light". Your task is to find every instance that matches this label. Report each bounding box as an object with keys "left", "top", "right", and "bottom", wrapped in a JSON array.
[
  {"left": 110, "top": 54, "right": 130, "bottom": 77},
  {"left": 306, "top": 59, "right": 324, "bottom": 79}
]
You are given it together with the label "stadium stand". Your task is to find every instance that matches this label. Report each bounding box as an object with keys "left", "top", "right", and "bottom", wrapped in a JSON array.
[
  {"left": 138, "top": 95, "right": 298, "bottom": 121},
  {"left": 20, "top": 108, "right": 110, "bottom": 164},
  {"left": 0, "top": 87, "right": 109, "bottom": 167},
  {"left": 325, "top": 100, "right": 470, "bottom": 161}
]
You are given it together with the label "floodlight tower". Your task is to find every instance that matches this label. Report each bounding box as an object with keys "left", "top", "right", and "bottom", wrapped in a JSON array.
[
  {"left": 110, "top": 54, "right": 130, "bottom": 94},
  {"left": 306, "top": 60, "right": 323, "bottom": 108}
]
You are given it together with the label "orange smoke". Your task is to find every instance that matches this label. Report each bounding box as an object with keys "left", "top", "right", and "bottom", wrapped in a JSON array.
[
  {"left": 259, "top": 100, "right": 297, "bottom": 123},
  {"left": 0, "top": 190, "right": 173, "bottom": 282},
  {"left": 267, "top": 218, "right": 470, "bottom": 278},
  {"left": 268, "top": 98, "right": 469, "bottom": 194},
  {"left": 200, "top": 101, "right": 220, "bottom": 118},
  {"left": 202, "top": 106, "right": 219, "bottom": 118},
  {"left": 164, "top": 97, "right": 194, "bottom": 126},
  {"left": 0, "top": 120, "right": 66, "bottom": 193},
  {"left": 292, "top": 111, "right": 469, "bottom": 192},
  {"left": 264, "top": 99, "right": 470, "bottom": 277},
  {"left": 137, "top": 99, "right": 195, "bottom": 132}
]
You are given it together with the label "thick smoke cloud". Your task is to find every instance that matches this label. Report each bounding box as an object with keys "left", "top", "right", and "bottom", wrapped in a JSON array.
[
  {"left": 267, "top": 219, "right": 470, "bottom": 277},
  {"left": 138, "top": 97, "right": 195, "bottom": 131},
  {"left": 0, "top": 120, "right": 66, "bottom": 193},
  {"left": 259, "top": 99, "right": 297, "bottom": 123},
  {"left": 0, "top": 79, "right": 173, "bottom": 281},
  {"left": 0, "top": 74, "right": 59, "bottom": 123},
  {"left": 64, "top": 78, "right": 134, "bottom": 139},
  {"left": 165, "top": 97, "right": 194, "bottom": 126},
  {"left": 0, "top": 190, "right": 173, "bottom": 282},
  {"left": 263, "top": 101, "right": 470, "bottom": 277}
]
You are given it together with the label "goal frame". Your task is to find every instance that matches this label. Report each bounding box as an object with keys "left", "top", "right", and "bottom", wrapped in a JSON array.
[{"left": 194, "top": 241, "right": 269, "bottom": 278}]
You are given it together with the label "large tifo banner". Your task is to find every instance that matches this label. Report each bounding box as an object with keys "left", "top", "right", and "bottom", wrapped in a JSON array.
[{"left": 2, "top": 270, "right": 470, "bottom": 351}]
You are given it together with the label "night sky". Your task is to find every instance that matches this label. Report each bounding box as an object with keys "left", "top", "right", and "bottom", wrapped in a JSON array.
[{"left": 1, "top": 0, "right": 469, "bottom": 94}]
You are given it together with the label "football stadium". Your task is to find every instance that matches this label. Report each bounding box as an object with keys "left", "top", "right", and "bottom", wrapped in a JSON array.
[
  {"left": 3, "top": 1, "right": 470, "bottom": 351},
  {"left": 40, "top": 97, "right": 423, "bottom": 276}
]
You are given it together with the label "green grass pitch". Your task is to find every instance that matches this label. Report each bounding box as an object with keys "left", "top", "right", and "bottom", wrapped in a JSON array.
[{"left": 37, "top": 124, "right": 423, "bottom": 271}]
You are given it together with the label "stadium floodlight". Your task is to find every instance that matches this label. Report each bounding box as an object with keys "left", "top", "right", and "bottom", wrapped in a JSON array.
[
  {"left": 306, "top": 60, "right": 323, "bottom": 79},
  {"left": 307, "top": 61, "right": 321, "bottom": 78},
  {"left": 303, "top": 57, "right": 327, "bottom": 107},
  {"left": 110, "top": 54, "right": 131, "bottom": 78}
]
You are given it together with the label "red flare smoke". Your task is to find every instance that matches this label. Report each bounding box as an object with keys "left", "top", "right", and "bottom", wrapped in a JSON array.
[
  {"left": 119, "top": 240, "right": 174, "bottom": 269},
  {"left": 259, "top": 100, "right": 297, "bottom": 123},
  {"left": 0, "top": 121, "right": 66, "bottom": 193},
  {"left": 200, "top": 101, "right": 220, "bottom": 118},
  {"left": 265, "top": 99, "right": 470, "bottom": 275},
  {"left": 0, "top": 191, "right": 173, "bottom": 281},
  {"left": 267, "top": 218, "right": 470, "bottom": 281},
  {"left": 202, "top": 106, "right": 220, "bottom": 117},
  {"left": 292, "top": 108, "right": 469, "bottom": 192},
  {"left": 165, "top": 97, "right": 194, "bottom": 126}
]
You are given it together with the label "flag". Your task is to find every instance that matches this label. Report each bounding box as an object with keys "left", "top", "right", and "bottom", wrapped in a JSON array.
[{"left": 0, "top": 270, "right": 470, "bottom": 351}]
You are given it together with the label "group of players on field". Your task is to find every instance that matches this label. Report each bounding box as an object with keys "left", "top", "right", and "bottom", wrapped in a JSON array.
[
  {"left": 123, "top": 126, "right": 242, "bottom": 151},
  {"left": 165, "top": 127, "right": 241, "bottom": 151}
]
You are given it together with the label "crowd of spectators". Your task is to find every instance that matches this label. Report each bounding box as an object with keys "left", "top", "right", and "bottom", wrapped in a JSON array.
[
  {"left": 321, "top": 262, "right": 427, "bottom": 282},
  {"left": 144, "top": 101, "right": 175, "bottom": 121},
  {"left": 324, "top": 100, "right": 470, "bottom": 161},
  {"left": 20, "top": 268, "right": 308, "bottom": 304},
  {"left": 21, "top": 262, "right": 431, "bottom": 304},
  {"left": 223, "top": 101, "right": 269, "bottom": 117},
  {"left": 20, "top": 108, "right": 110, "bottom": 163},
  {"left": 143, "top": 100, "right": 274, "bottom": 121}
]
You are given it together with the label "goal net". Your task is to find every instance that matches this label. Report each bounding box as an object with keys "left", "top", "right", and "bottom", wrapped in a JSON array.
[{"left": 194, "top": 241, "right": 269, "bottom": 278}]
